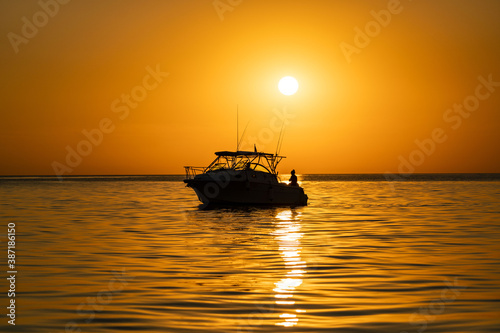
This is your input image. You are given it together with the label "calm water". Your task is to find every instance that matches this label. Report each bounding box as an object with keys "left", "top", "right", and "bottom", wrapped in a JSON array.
[{"left": 1, "top": 175, "right": 499, "bottom": 333}]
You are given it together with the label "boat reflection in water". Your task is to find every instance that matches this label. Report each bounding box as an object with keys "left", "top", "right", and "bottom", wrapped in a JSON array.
[{"left": 272, "top": 209, "right": 307, "bottom": 327}]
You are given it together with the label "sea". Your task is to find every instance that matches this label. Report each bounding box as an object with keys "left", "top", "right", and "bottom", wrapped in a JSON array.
[{"left": 0, "top": 174, "right": 499, "bottom": 333}]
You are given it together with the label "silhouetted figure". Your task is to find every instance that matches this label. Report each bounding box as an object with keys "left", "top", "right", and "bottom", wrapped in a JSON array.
[{"left": 289, "top": 169, "right": 298, "bottom": 186}]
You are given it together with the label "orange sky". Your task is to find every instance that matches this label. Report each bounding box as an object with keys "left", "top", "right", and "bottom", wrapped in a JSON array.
[{"left": 1, "top": 0, "right": 500, "bottom": 175}]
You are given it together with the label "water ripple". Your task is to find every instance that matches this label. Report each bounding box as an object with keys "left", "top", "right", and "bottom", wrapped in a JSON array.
[{"left": 0, "top": 179, "right": 499, "bottom": 332}]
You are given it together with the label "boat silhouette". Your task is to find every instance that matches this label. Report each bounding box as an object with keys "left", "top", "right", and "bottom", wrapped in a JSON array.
[{"left": 184, "top": 150, "right": 308, "bottom": 208}]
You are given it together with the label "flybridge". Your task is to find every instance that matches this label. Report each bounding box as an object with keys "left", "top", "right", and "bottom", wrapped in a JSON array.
[
  {"left": 184, "top": 150, "right": 285, "bottom": 180},
  {"left": 212, "top": 151, "right": 285, "bottom": 174}
]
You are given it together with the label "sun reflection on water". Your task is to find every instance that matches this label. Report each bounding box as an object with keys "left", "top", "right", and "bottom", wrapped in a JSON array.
[{"left": 272, "top": 209, "right": 306, "bottom": 327}]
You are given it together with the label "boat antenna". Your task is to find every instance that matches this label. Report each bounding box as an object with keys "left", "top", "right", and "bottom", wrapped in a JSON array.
[
  {"left": 237, "top": 121, "right": 250, "bottom": 151},
  {"left": 236, "top": 104, "right": 239, "bottom": 152},
  {"left": 275, "top": 120, "right": 286, "bottom": 156},
  {"left": 236, "top": 105, "right": 250, "bottom": 151}
]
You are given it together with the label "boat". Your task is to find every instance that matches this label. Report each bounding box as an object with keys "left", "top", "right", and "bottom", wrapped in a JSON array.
[{"left": 184, "top": 150, "right": 308, "bottom": 207}]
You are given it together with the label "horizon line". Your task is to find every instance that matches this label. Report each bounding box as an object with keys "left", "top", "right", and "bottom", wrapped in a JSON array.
[{"left": 1, "top": 172, "right": 500, "bottom": 177}]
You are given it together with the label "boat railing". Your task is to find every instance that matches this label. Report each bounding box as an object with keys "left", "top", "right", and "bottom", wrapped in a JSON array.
[{"left": 184, "top": 166, "right": 206, "bottom": 180}]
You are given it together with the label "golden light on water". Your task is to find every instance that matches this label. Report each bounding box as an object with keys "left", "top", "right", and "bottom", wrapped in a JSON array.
[
  {"left": 272, "top": 209, "right": 306, "bottom": 327},
  {"left": 3, "top": 173, "right": 500, "bottom": 331}
]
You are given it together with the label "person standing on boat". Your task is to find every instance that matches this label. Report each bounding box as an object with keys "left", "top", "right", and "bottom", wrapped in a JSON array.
[{"left": 289, "top": 169, "right": 298, "bottom": 186}]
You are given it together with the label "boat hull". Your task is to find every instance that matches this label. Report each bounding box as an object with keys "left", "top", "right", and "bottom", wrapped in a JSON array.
[{"left": 184, "top": 170, "right": 308, "bottom": 207}]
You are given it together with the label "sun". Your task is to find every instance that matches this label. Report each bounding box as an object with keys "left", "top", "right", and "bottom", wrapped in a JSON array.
[{"left": 278, "top": 76, "right": 299, "bottom": 96}]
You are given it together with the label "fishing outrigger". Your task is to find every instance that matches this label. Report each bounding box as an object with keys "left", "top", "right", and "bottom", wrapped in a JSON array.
[{"left": 184, "top": 150, "right": 308, "bottom": 207}]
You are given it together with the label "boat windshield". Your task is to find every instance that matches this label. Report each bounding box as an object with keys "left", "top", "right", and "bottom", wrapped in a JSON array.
[
  {"left": 248, "top": 163, "right": 271, "bottom": 173},
  {"left": 233, "top": 161, "right": 248, "bottom": 170},
  {"left": 205, "top": 152, "right": 283, "bottom": 174},
  {"left": 207, "top": 163, "right": 226, "bottom": 172}
]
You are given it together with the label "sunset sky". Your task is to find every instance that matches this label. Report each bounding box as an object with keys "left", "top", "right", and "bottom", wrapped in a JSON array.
[{"left": 1, "top": 0, "right": 499, "bottom": 175}]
